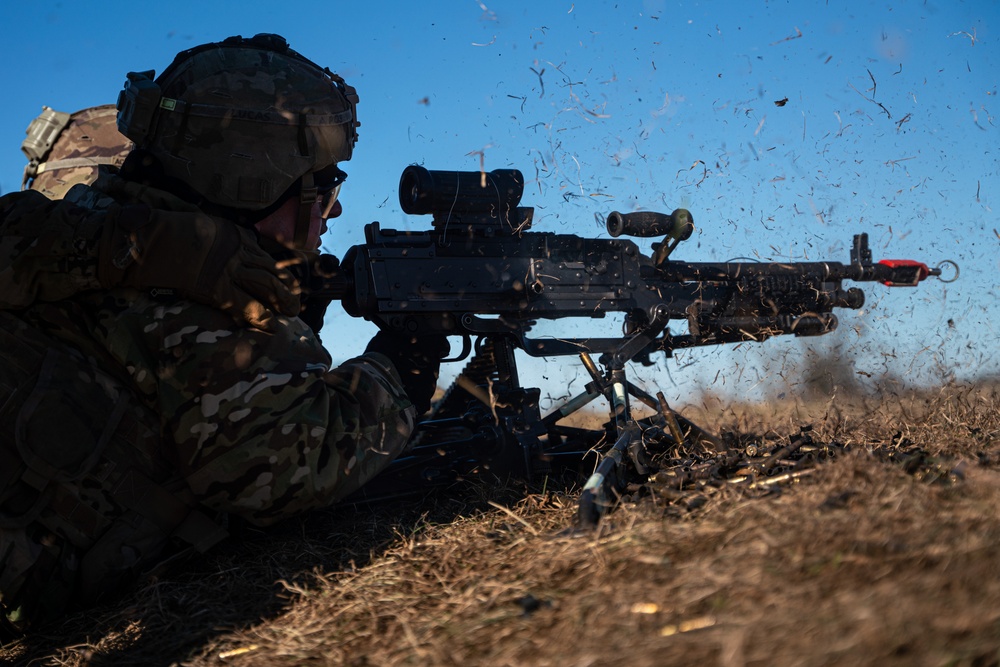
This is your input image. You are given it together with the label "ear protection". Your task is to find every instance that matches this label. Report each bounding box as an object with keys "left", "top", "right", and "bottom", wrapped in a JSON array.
[{"left": 115, "top": 70, "right": 162, "bottom": 145}]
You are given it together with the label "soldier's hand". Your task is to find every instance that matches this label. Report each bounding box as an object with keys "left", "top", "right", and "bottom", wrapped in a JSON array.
[
  {"left": 365, "top": 330, "right": 450, "bottom": 415},
  {"left": 98, "top": 204, "right": 301, "bottom": 330}
]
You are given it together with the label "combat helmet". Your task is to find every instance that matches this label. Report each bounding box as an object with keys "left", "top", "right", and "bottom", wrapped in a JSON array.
[
  {"left": 21, "top": 105, "right": 133, "bottom": 199},
  {"left": 115, "top": 33, "right": 357, "bottom": 244}
]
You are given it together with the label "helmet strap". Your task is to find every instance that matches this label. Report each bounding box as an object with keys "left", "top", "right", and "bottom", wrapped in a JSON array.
[{"left": 295, "top": 171, "right": 317, "bottom": 248}]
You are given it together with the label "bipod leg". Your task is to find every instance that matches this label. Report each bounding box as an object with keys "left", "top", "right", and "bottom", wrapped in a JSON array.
[
  {"left": 576, "top": 357, "right": 651, "bottom": 528},
  {"left": 577, "top": 426, "right": 638, "bottom": 526}
]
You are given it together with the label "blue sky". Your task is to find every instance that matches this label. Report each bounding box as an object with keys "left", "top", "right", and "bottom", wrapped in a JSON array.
[{"left": 1, "top": 1, "right": 996, "bottom": 404}]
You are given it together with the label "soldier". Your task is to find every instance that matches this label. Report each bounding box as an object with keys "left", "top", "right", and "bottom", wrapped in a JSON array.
[{"left": 0, "top": 33, "right": 446, "bottom": 632}]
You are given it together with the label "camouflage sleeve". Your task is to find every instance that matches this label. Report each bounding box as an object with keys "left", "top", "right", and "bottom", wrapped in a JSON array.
[
  {"left": 93, "top": 295, "right": 416, "bottom": 526},
  {"left": 0, "top": 190, "right": 107, "bottom": 309}
]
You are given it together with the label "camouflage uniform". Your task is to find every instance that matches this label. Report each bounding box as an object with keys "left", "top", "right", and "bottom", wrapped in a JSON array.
[
  {"left": 9, "top": 173, "right": 417, "bottom": 517},
  {"left": 0, "top": 172, "right": 417, "bottom": 625},
  {"left": 0, "top": 35, "right": 418, "bottom": 628}
]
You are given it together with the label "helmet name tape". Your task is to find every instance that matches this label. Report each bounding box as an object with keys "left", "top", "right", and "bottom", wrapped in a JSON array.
[{"left": 153, "top": 98, "right": 354, "bottom": 128}]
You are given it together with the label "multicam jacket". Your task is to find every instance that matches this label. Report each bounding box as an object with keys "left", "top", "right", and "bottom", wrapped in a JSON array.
[
  {"left": 0, "top": 174, "right": 415, "bottom": 630},
  {"left": 0, "top": 175, "right": 416, "bottom": 624}
]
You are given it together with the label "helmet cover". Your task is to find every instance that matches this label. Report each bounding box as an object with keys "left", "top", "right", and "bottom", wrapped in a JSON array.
[
  {"left": 117, "top": 34, "right": 359, "bottom": 211},
  {"left": 22, "top": 105, "right": 132, "bottom": 199}
]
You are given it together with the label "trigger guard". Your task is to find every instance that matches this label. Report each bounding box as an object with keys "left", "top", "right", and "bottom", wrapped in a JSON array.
[{"left": 442, "top": 335, "right": 471, "bottom": 363}]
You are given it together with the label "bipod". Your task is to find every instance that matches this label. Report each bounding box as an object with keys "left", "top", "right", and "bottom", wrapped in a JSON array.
[
  {"left": 570, "top": 351, "right": 669, "bottom": 527},
  {"left": 546, "top": 307, "right": 721, "bottom": 527}
]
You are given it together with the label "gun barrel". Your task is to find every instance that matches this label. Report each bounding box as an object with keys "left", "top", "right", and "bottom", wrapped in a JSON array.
[{"left": 656, "top": 259, "right": 934, "bottom": 286}]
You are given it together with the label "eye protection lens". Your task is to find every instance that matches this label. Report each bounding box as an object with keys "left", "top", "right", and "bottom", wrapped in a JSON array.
[
  {"left": 320, "top": 181, "right": 344, "bottom": 219},
  {"left": 314, "top": 164, "right": 347, "bottom": 219}
]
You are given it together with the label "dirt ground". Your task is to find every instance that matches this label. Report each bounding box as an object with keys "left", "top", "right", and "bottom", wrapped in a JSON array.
[{"left": 3, "top": 381, "right": 999, "bottom": 667}]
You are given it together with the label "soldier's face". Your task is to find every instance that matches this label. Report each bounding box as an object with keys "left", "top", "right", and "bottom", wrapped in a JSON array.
[{"left": 255, "top": 197, "right": 331, "bottom": 251}]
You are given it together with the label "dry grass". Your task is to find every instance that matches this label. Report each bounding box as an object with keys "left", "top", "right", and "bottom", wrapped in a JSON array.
[{"left": 3, "top": 381, "right": 999, "bottom": 667}]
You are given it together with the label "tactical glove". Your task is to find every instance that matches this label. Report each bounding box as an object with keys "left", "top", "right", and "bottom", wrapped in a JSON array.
[
  {"left": 365, "top": 330, "right": 451, "bottom": 415},
  {"left": 98, "top": 203, "right": 300, "bottom": 330}
]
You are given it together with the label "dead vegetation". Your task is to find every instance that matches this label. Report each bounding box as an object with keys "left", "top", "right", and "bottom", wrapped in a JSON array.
[{"left": 3, "top": 380, "right": 1000, "bottom": 666}]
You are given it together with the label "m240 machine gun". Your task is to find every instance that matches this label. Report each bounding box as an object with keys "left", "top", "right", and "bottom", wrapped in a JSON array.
[{"left": 305, "top": 166, "right": 956, "bottom": 525}]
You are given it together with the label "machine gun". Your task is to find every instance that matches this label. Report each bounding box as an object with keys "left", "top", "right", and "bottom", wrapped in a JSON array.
[{"left": 305, "top": 166, "right": 956, "bottom": 525}]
